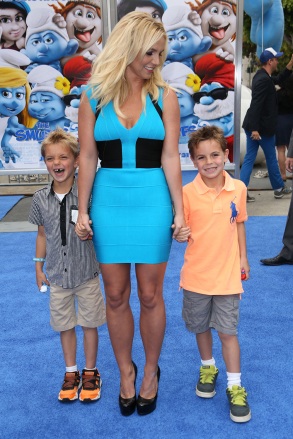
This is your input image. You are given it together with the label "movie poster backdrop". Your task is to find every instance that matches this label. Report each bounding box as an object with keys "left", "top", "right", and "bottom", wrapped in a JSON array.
[
  {"left": 0, "top": 0, "right": 237, "bottom": 172},
  {"left": 0, "top": 0, "right": 102, "bottom": 172}
]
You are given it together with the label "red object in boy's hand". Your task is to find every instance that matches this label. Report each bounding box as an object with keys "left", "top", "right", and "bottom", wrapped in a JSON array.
[{"left": 241, "top": 269, "right": 246, "bottom": 280}]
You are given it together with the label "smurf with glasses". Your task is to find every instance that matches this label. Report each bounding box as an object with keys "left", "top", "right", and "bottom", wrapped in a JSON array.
[{"left": 194, "top": 53, "right": 235, "bottom": 161}]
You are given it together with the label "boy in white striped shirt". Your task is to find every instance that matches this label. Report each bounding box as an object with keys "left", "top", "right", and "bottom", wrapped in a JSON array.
[{"left": 29, "top": 128, "right": 106, "bottom": 403}]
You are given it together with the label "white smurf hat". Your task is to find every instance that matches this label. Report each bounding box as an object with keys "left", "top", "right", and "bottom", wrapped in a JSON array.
[
  {"left": 0, "top": 49, "right": 30, "bottom": 68},
  {"left": 162, "top": 62, "right": 200, "bottom": 95},
  {"left": 25, "top": 8, "right": 69, "bottom": 43},
  {"left": 27, "top": 65, "right": 70, "bottom": 97},
  {"left": 162, "top": 5, "right": 203, "bottom": 38}
]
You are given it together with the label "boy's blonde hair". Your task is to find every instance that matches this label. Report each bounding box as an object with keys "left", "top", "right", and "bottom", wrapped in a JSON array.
[
  {"left": 188, "top": 126, "right": 227, "bottom": 159},
  {"left": 41, "top": 128, "right": 79, "bottom": 159},
  {"left": 88, "top": 11, "right": 170, "bottom": 117}
]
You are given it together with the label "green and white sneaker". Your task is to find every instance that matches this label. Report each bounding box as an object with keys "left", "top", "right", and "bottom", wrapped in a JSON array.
[
  {"left": 226, "top": 385, "right": 251, "bottom": 423},
  {"left": 196, "top": 365, "right": 219, "bottom": 398}
]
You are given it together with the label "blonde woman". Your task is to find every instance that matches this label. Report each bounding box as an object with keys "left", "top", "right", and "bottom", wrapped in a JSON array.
[{"left": 75, "top": 12, "right": 185, "bottom": 416}]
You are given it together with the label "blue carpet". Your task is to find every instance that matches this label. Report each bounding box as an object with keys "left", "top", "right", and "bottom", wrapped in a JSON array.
[
  {"left": 0, "top": 195, "right": 23, "bottom": 220},
  {"left": 0, "top": 217, "right": 292, "bottom": 439}
]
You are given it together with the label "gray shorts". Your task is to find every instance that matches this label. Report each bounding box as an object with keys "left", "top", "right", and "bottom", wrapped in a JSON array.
[
  {"left": 50, "top": 277, "right": 106, "bottom": 332},
  {"left": 182, "top": 289, "right": 240, "bottom": 335}
]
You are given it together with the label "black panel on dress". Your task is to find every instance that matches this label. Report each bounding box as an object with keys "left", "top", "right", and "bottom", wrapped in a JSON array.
[
  {"left": 136, "top": 138, "right": 163, "bottom": 168},
  {"left": 96, "top": 139, "right": 122, "bottom": 168}
]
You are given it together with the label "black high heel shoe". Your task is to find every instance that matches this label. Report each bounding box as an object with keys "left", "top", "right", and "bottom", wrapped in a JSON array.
[
  {"left": 119, "top": 361, "right": 137, "bottom": 416},
  {"left": 137, "top": 366, "right": 160, "bottom": 416}
]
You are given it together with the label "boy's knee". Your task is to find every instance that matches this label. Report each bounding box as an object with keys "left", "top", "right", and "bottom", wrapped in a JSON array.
[{"left": 218, "top": 331, "right": 237, "bottom": 342}]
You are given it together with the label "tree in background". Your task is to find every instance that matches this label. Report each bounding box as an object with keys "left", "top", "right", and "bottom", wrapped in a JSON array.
[{"left": 243, "top": 0, "right": 293, "bottom": 72}]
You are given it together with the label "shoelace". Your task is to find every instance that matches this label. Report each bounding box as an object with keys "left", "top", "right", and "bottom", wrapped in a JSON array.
[
  {"left": 229, "top": 387, "right": 248, "bottom": 406},
  {"left": 199, "top": 368, "right": 217, "bottom": 384},
  {"left": 82, "top": 372, "right": 100, "bottom": 390},
  {"left": 62, "top": 373, "right": 79, "bottom": 390}
]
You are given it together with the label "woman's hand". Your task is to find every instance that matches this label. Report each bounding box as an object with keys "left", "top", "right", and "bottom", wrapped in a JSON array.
[
  {"left": 75, "top": 213, "right": 93, "bottom": 240},
  {"left": 173, "top": 226, "right": 191, "bottom": 243},
  {"left": 171, "top": 213, "right": 190, "bottom": 241}
]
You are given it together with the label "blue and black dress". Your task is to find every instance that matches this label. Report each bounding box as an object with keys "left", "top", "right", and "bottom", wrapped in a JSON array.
[{"left": 87, "top": 88, "right": 173, "bottom": 263}]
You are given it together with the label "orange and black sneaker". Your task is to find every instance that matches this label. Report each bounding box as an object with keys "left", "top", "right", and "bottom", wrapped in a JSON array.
[
  {"left": 58, "top": 371, "right": 81, "bottom": 402},
  {"left": 79, "top": 368, "right": 102, "bottom": 402}
]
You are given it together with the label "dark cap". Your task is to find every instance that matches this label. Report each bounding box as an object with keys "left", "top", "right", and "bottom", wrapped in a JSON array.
[{"left": 0, "top": 1, "right": 31, "bottom": 15}]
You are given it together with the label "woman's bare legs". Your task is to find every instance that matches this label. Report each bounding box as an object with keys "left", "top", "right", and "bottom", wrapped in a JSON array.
[
  {"left": 136, "top": 262, "right": 167, "bottom": 399},
  {"left": 100, "top": 263, "right": 135, "bottom": 399},
  {"left": 101, "top": 262, "right": 167, "bottom": 400}
]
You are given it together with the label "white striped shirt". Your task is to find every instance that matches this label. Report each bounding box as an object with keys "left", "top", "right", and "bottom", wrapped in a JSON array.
[{"left": 28, "top": 178, "right": 99, "bottom": 288}]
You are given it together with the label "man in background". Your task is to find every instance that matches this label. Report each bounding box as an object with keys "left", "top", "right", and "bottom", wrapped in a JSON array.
[{"left": 240, "top": 48, "right": 293, "bottom": 202}]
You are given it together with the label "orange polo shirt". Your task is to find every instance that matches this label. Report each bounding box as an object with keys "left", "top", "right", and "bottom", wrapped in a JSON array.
[{"left": 180, "top": 171, "right": 248, "bottom": 295}]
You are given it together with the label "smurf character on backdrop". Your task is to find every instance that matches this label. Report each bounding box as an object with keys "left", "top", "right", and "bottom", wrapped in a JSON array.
[
  {"left": 27, "top": 65, "right": 73, "bottom": 133},
  {"left": 194, "top": 53, "right": 235, "bottom": 161},
  {"left": 21, "top": 8, "right": 79, "bottom": 74},
  {"left": 244, "top": 0, "right": 284, "bottom": 56},
  {"left": 187, "top": 0, "right": 237, "bottom": 64},
  {"left": 62, "top": 55, "right": 92, "bottom": 124},
  {"left": 162, "top": 62, "right": 200, "bottom": 146},
  {"left": 0, "top": 50, "right": 36, "bottom": 169},
  {"left": 3, "top": 65, "right": 74, "bottom": 170},
  {"left": 0, "top": 0, "right": 30, "bottom": 51},
  {"left": 117, "top": 0, "right": 167, "bottom": 22},
  {"left": 63, "top": 84, "right": 87, "bottom": 124},
  {"left": 162, "top": 4, "right": 212, "bottom": 69},
  {"left": 50, "top": 0, "right": 102, "bottom": 66}
]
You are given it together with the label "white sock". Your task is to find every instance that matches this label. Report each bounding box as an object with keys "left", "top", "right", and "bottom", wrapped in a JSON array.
[
  {"left": 66, "top": 365, "right": 78, "bottom": 373},
  {"left": 201, "top": 357, "right": 216, "bottom": 367},
  {"left": 227, "top": 371, "right": 241, "bottom": 389},
  {"left": 84, "top": 367, "right": 96, "bottom": 371}
]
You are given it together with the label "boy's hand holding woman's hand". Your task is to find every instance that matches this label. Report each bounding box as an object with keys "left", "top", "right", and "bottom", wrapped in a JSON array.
[
  {"left": 173, "top": 226, "right": 191, "bottom": 242},
  {"left": 75, "top": 213, "right": 93, "bottom": 240},
  {"left": 172, "top": 213, "right": 190, "bottom": 242}
]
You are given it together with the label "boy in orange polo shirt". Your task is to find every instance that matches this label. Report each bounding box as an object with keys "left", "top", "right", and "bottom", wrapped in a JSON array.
[{"left": 177, "top": 126, "right": 251, "bottom": 423}]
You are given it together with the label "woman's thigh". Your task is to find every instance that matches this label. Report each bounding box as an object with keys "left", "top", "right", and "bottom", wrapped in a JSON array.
[
  {"left": 100, "top": 263, "right": 131, "bottom": 300},
  {"left": 135, "top": 263, "right": 167, "bottom": 297}
]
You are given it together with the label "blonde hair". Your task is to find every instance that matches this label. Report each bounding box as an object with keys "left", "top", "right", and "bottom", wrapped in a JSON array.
[
  {"left": 41, "top": 127, "right": 79, "bottom": 159},
  {"left": 88, "top": 11, "right": 169, "bottom": 117},
  {"left": 0, "top": 67, "right": 37, "bottom": 128}
]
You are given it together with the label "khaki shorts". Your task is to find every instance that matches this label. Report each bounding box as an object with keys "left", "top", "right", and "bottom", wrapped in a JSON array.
[
  {"left": 50, "top": 277, "right": 106, "bottom": 332},
  {"left": 182, "top": 289, "right": 240, "bottom": 335}
]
